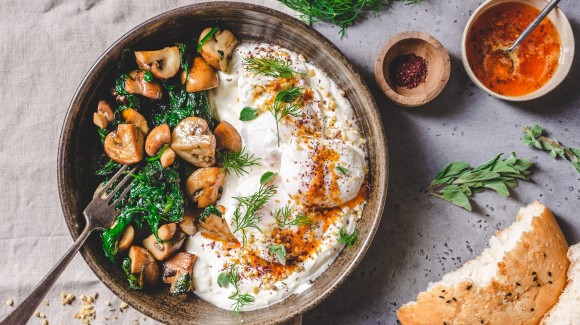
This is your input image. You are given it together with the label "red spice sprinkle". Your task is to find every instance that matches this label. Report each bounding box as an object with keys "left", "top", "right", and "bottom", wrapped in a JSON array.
[{"left": 389, "top": 53, "right": 428, "bottom": 89}]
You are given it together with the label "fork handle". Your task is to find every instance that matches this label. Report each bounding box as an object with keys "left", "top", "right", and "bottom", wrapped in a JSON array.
[{"left": 0, "top": 225, "right": 94, "bottom": 325}]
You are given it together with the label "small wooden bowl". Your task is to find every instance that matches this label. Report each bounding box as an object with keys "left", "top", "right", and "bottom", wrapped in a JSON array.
[{"left": 374, "top": 31, "right": 450, "bottom": 107}]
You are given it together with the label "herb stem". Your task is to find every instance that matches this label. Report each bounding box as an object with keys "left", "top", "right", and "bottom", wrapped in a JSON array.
[{"left": 523, "top": 126, "right": 578, "bottom": 162}]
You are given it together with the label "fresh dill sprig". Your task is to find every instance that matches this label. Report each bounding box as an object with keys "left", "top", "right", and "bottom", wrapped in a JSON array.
[
  {"left": 269, "top": 87, "right": 303, "bottom": 146},
  {"left": 522, "top": 124, "right": 580, "bottom": 174},
  {"left": 278, "top": 0, "right": 424, "bottom": 38},
  {"left": 337, "top": 228, "right": 358, "bottom": 248},
  {"left": 217, "top": 264, "right": 255, "bottom": 313},
  {"left": 223, "top": 147, "right": 261, "bottom": 177},
  {"left": 232, "top": 172, "right": 277, "bottom": 246},
  {"left": 426, "top": 153, "right": 534, "bottom": 211},
  {"left": 243, "top": 56, "right": 305, "bottom": 78},
  {"left": 274, "top": 205, "right": 312, "bottom": 228},
  {"left": 230, "top": 293, "right": 255, "bottom": 313}
]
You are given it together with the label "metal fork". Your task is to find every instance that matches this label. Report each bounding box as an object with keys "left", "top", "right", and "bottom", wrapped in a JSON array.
[{"left": 1, "top": 164, "right": 139, "bottom": 325}]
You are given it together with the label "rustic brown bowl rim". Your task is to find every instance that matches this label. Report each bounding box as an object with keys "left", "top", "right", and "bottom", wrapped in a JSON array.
[
  {"left": 374, "top": 30, "right": 451, "bottom": 108},
  {"left": 57, "top": 2, "right": 389, "bottom": 324}
]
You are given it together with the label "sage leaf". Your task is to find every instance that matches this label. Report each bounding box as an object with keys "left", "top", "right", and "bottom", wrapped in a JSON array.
[
  {"left": 239, "top": 107, "right": 259, "bottom": 121},
  {"left": 426, "top": 153, "right": 533, "bottom": 211},
  {"left": 269, "top": 244, "right": 287, "bottom": 265},
  {"left": 260, "top": 171, "right": 277, "bottom": 185}
]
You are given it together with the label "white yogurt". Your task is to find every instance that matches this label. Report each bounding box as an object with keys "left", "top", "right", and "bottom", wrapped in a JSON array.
[{"left": 186, "top": 42, "right": 367, "bottom": 312}]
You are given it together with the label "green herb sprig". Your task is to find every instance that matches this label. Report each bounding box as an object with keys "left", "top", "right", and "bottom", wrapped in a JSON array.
[
  {"left": 426, "top": 153, "right": 533, "bottom": 211},
  {"left": 337, "top": 228, "right": 358, "bottom": 248},
  {"left": 200, "top": 205, "right": 222, "bottom": 222},
  {"left": 243, "top": 56, "right": 305, "bottom": 78},
  {"left": 269, "top": 244, "right": 287, "bottom": 265},
  {"left": 217, "top": 264, "right": 255, "bottom": 313},
  {"left": 223, "top": 147, "right": 261, "bottom": 177},
  {"left": 273, "top": 205, "right": 312, "bottom": 228},
  {"left": 239, "top": 106, "right": 258, "bottom": 121},
  {"left": 238, "top": 87, "right": 303, "bottom": 146},
  {"left": 122, "top": 257, "right": 142, "bottom": 290},
  {"left": 278, "top": 0, "right": 423, "bottom": 38},
  {"left": 232, "top": 172, "right": 277, "bottom": 245},
  {"left": 269, "top": 87, "right": 303, "bottom": 146},
  {"left": 197, "top": 26, "right": 219, "bottom": 52},
  {"left": 523, "top": 124, "right": 580, "bottom": 174},
  {"left": 177, "top": 43, "right": 190, "bottom": 83},
  {"left": 336, "top": 165, "right": 349, "bottom": 176}
]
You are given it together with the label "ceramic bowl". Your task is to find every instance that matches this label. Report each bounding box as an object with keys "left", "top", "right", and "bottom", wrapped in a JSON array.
[
  {"left": 461, "top": 0, "right": 574, "bottom": 101},
  {"left": 57, "top": 2, "right": 389, "bottom": 324},
  {"left": 375, "top": 31, "right": 451, "bottom": 107}
]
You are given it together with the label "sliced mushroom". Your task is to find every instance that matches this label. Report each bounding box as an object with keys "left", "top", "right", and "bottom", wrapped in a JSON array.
[
  {"left": 93, "top": 100, "right": 115, "bottom": 129},
  {"left": 128, "top": 246, "right": 160, "bottom": 287},
  {"left": 181, "top": 57, "right": 219, "bottom": 93},
  {"left": 199, "top": 28, "right": 239, "bottom": 71},
  {"left": 198, "top": 206, "right": 236, "bottom": 243},
  {"left": 125, "top": 70, "right": 163, "bottom": 100},
  {"left": 104, "top": 124, "right": 144, "bottom": 164},
  {"left": 117, "top": 225, "right": 135, "bottom": 253},
  {"left": 214, "top": 121, "right": 242, "bottom": 152},
  {"left": 179, "top": 208, "right": 198, "bottom": 236},
  {"left": 171, "top": 117, "right": 216, "bottom": 167},
  {"left": 157, "top": 223, "right": 177, "bottom": 242},
  {"left": 163, "top": 252, "right": 197, "bottom": 295},
  {"left": 160, "top": 148, "right": 175, "bottom": 168},
  {"left": 185, "top": 167, "right": 225, "bottom": 208},
  {"left": 135, "top": 46, "right": 180, "bottom": 80},
  {"left": 142, "top": 229, "right": 186, "bottom": 261},
  {"left": 122, "top": 108, "right": 149, "bottom": 135},
  {"left": 145, "top": 124, "right": 171, "bottom": 156}
]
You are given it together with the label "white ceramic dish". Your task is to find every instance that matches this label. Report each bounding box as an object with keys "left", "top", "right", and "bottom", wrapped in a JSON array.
[{"left": 461, "top": 0, "right": 574, "bottom": 101}]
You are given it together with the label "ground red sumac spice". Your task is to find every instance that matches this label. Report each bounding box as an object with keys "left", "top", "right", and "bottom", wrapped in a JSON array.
[{"left": 389, "top": 53, "right": 428, "bottom": 89}]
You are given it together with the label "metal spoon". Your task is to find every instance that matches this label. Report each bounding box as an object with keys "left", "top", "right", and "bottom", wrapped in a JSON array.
[
  {"left": 505, "top": 0, "right": 561, "bottom": 54},
  {"left": 487, "top": 0, "right": 561, "bottom": 76}
]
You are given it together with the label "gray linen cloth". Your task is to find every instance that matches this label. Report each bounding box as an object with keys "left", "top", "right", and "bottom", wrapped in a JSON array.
[{"left": 0, "top": 1, "right": 295, "bottom": 323}]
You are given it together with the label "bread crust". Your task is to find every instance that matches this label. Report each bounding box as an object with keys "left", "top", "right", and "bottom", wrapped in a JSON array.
[
  {"left": 397, "top": 202, "right": 569, "bottom": 325},
  {"left": 540, "top": 244, "right": 580, "bottom": 324}
]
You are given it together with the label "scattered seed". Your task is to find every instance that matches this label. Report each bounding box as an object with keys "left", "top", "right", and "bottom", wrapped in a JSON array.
[
  {"left": 120, "top": 302, "right": 129, "bottom": 310},
  {"left": 5, "top": 299, "right": 13, "bottom": 306}
]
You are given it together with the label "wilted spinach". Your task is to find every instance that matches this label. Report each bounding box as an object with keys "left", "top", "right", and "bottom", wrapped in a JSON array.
[{"left": 153, "top": 88, "right": 217, "bottom": 130}]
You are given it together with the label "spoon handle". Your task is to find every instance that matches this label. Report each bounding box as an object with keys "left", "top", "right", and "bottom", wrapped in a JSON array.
[{"left": 508, "top": 0, "right": 561, "bottom": 52}]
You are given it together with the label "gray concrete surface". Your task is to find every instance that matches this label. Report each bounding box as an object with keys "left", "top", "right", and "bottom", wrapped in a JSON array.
[{"left": 302, "top": 1, "right": 580, "bottom": 324}]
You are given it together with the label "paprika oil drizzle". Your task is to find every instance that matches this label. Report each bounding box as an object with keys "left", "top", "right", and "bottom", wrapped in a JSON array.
[{"left": 466, "top": 2, "right": 561, "bottom": 96}]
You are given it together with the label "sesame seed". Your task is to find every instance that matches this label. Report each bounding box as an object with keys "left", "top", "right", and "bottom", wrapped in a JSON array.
[{"left": 5, "top": 299, "right": 13, "bottom": 306}]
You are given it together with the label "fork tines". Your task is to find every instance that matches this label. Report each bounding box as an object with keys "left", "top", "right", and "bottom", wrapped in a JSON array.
[{"left": 95, "top": 164, "right": 140, "bottom": 205}]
